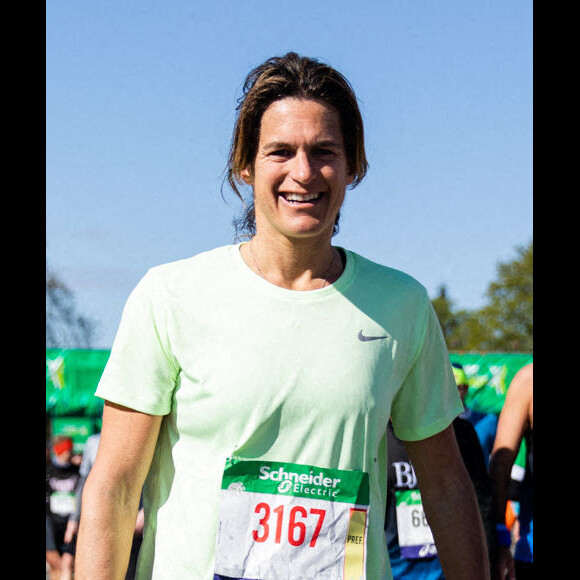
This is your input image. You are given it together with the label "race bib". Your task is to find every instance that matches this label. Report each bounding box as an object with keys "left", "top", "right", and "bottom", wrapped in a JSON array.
[
  {"left": 50, "top": 491, "right": 77, "bottom": 516},
  {"left": 395, "top": 489, "right": 437, "bottom": 559},
  {"left": 213, "top": 458, "right": 370, "bottom": 580}
]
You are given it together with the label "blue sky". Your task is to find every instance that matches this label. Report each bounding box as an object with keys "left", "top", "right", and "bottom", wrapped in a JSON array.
[{"left": 46, "top": 1, "right": 533, "bottom": 349}]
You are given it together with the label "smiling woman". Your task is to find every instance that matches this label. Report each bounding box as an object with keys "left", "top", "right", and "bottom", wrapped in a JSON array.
[{"left": 75, "top": 52, "right": 490, "bottom": 580}]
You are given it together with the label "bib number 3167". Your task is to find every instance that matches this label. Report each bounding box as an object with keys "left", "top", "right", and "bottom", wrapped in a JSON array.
[
  {"left": 213, "top": 458, "right": 370, "bottom": 580},
  {"left": 253, "top": 502, "right": 326, "bottom": 547}
]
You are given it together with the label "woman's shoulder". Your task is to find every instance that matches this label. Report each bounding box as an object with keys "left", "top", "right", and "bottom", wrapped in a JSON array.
[
  {"left": 346, "top": 248, "right": 429, "bottom": 298},
  {"left": 132, "top": 244, "right": 236, "bottom": 301}
]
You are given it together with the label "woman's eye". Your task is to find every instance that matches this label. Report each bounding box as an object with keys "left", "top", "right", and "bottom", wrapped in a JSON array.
[{"left": 314, "top": 148, "right": 336, "bottom": 157}]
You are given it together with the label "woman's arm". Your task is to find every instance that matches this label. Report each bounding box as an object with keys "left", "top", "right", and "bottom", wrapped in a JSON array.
[
  {"left": 75, "top": 402, "right": 163, "bottom": 580},
  {"left": 404, "top": 424, "right": 491, "bottom": 580}
]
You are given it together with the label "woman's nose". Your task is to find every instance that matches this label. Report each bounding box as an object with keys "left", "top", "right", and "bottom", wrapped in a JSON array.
[{"left": 290, "top": 150, "right": 316, "bottom": 184}]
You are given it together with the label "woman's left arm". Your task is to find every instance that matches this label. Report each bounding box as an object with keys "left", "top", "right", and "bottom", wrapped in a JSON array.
[{"left": 404, "top": 424, "right": 491, "bottom": 580}]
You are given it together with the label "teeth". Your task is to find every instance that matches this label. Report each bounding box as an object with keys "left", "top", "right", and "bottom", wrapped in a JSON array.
[{"left": 284, "top": 192, "right": 321, "bottom": 202}]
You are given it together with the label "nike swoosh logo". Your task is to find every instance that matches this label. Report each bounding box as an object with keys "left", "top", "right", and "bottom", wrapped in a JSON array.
[{"left": 358, "top": 330, "right": 388, "bottom": 342}]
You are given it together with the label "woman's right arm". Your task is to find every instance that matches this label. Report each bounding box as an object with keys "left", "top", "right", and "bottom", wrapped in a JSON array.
[{"left": 75, "top": 401, "right": 163, "bottom": 580}]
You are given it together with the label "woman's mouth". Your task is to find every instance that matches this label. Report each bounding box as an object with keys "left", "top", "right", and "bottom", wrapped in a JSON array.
[{"left": 280, "top": 192, "right": 322, "bottom": 204}]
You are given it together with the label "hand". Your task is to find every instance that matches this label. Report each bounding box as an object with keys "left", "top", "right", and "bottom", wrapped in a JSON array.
[
  {"left": 64, "top": 519, "right": 79, "bottom": 544},
  {"left": 134, "top": 508, "right": 145, "bottom": 536},
  {"left": 494, "top": 545, "right": 516, "bottom": 580}
]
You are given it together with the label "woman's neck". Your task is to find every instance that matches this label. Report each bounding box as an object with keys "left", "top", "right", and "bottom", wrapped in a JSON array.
[{"left": 242, "top": 234, "right": 343, "bottom": 290}]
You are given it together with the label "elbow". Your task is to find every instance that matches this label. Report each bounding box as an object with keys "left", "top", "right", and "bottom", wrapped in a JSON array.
[{"left": 81, "top": 467, "right": 142, "bottom": 518}]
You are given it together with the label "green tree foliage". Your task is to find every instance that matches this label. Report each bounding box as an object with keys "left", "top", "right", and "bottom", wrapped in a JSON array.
[
  {"left": 432, "top": 240, "right": 533, "bottom": 352},
  {"left": 478, "top": 241, "right": 533, "bottom": 351},
  {"left": 431, "top": 285, "right": 460, "bottom": 349}
]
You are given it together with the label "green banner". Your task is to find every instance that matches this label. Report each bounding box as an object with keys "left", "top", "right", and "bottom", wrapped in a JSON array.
[
  {"left": 46, "top": 349, "right": 110, "bottom": 417},
  {"left": 449, "top": 353, "right": 533, "bottom": 416}
]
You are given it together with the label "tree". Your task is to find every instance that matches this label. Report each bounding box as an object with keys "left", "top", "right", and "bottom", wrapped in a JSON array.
[
  {"left": 432, "top": 240, "right": 533, "bottom": 352},
  {"left": 46, "top": 265, "right": 96, "bottom": 348},
  {"left": 476, "top": 241, "right": 533, "bottom": 352},
  {"left": 431, "top": 285, "right": 461, "bottom": 349}
]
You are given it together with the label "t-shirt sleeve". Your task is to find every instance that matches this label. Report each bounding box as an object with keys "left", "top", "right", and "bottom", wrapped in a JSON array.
[
  {"left": 390, "top": 298, "right": 464, "bottom": 441},
  {"left": 95, "top": 269, "right": 179, "bottom": 415}
]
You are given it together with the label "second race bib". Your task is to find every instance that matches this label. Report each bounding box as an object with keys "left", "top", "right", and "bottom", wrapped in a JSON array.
[{"left": 395, "top": 489, "right": 437, "bottom": 559}]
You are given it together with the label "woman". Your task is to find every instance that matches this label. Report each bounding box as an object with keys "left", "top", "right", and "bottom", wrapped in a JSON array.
[{"left": 76, "top": 52, "right": 489, "bottom": 580}]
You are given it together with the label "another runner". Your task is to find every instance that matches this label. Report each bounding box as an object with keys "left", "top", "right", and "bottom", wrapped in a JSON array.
[
  {"left": 46, "top": 435, "right": 79, "bottom": 579},
  {"left": 489, "top": 363, "right": 533, "bottom": 580},
  {"left": 75, "top": 52, "right": 490, "bottom": 580}
]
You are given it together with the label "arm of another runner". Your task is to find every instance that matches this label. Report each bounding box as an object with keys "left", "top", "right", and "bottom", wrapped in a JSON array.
[
  {"left": 404, "top": 424, "right": 491, "bottom": 580},
  {"left": 488, "top": 363, "right": 533, "bottom": 580},
  {"left": 75, "top": 401, "right": 163, "bottom": 580}
]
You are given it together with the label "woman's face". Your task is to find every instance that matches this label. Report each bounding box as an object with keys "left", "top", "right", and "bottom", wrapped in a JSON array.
[{"left": 242, "top": 97, "right": 354, "bottom": 244}]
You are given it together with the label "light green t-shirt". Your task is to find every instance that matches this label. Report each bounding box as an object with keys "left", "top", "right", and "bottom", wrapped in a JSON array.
[{"left": 96, "top": 243, "right": 463, "bottom": 580}]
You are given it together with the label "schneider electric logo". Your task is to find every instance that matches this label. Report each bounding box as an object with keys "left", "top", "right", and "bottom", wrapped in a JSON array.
[
  {"left": 259, "top": 465, "right": 341, "bottom": 498},
  {"left": 277, "top": 480, "right": 293, "bottom": 493}
]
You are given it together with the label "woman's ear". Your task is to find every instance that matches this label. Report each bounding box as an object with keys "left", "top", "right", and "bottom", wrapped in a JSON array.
[{"left": 240, "top": 166, "right": 253, "bottom": 185}]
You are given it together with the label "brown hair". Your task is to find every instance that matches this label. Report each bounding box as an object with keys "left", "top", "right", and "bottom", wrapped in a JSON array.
[{"left": 226, "top": 52, "right": 368, "bottom": 237}]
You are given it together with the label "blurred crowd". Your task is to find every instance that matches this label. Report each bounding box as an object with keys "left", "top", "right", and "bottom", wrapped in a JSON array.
[{"left": 46, "top": 432, "right": 143, "bottom": 580}]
